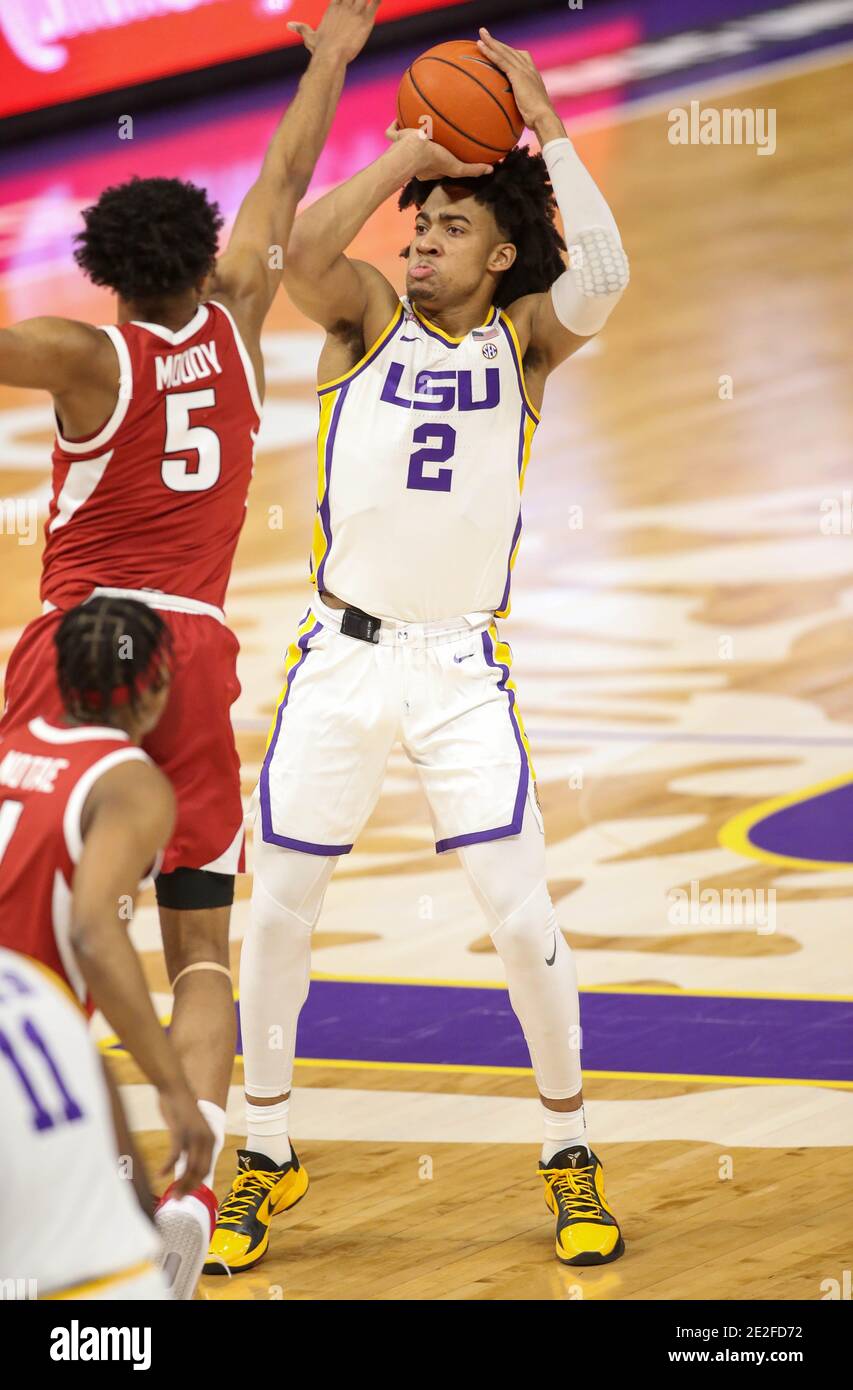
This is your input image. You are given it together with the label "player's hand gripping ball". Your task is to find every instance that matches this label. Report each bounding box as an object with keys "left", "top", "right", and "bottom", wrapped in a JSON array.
[{"left": 396, "top": 38, "right": 524, "bottom": 165}]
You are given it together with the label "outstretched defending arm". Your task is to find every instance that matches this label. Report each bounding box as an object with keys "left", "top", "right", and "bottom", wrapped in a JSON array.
[
  {"left": 211, "top": 0, "right": 380, "bottom": 334},
  {"left": 476, "top": 28, "right": 629, "bottom": 371},
  {"left": 0, "top": 317, "right": 117, "bottom": 393}
]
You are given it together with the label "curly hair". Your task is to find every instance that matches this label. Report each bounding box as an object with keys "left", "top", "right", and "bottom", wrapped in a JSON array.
[
  {"left": 73, "top": 176, "right": 224, "bottom": 302},
  {"left": 56, "top": 597, "right": 173, "bottom": 722},
  {"left": 398, "top": 145, "right": 566, "bottom": 307}
]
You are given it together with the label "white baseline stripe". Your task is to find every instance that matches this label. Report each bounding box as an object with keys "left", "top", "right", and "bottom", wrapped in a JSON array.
[{"left": 120, "top": 1081, "right": 853, "bottom": 1148}]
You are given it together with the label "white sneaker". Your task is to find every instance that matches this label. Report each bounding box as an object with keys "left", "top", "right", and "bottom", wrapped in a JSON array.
[{"left": 155, "top": 1182, "right": 218, "bottom": 1299}]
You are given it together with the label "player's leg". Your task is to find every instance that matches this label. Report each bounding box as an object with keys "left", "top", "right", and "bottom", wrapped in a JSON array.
[
  {"left": 153, "top": 884, "right": 236, "bottom": 1298},
  {"left": 146, "top": 611, "right": 245, "bottom": 1135},
  {"left": 206, "top": 602, "right": 397, "bottom": 1274},
  {"left": 204, "top": 841, "right": 336, "bottom": 1275},
  {"left": 411, "top": 621, "right": 624, "bottom": 1266},
  {"left": 240, "top": 841, "right": 337, "bottom": 1158},
  {"left": 157, "top": 886, "right": 235, "bottom": 1124},
  {"left": 458, "top": 800, "right": 586, "bottom": 1151},
  {"left": 457, "top": 803, "right": 623, "bottom": 1265},
  {"left": 143, "top": 613, "right": 245, "bottom": 1295}
]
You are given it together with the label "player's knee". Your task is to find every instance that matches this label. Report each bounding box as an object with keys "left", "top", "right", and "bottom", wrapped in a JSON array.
[
  {"left": 155, "top": 867, "right": 234, "bottom": 913},
  {"left": 249, "top": 878, "right": 317, "bottom": 963},
  {"left": 156, "top": 870, "right": 234, "bottom": 972},
  {"left": 489, "top": 879, "right": 555, "bottom": 967},
  {"left": 252, "top": 842, "right": 336, "bottom": 931}
]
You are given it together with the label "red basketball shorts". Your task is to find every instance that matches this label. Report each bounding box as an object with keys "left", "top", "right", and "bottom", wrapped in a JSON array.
[{"left": 1, "top": 605, "right": 245, "bottom": 876}]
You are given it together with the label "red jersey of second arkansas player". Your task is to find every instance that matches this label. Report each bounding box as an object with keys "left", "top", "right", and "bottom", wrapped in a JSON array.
[
  {"left": 0, "top": 718, "right": 156, "bottom": 1008},
  {"left": 41, "top": 300, "right": 261, "bottom": 611}
]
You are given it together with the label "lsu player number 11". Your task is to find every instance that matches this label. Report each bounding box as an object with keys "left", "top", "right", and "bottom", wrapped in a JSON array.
[{"left": 0, "top": 948, "right": 170, "bottom": 1300}]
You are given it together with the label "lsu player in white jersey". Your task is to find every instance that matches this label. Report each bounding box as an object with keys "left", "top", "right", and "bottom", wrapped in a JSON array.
[
  {"left": 0, "top": 949, "right": 170, "bottom": 1300},
  {"left": 208, "top": 30, "right": 630, "bottom": 1273}
]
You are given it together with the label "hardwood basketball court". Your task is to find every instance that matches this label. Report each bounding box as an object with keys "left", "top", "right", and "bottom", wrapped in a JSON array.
[{"left": 1, "top": 6, "right": 851, "bottom": 1302}]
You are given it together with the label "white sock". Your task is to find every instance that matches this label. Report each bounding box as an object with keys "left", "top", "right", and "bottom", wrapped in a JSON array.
[
  {"left": 173, "top": 1099, "right": 226, "bottom": 1191},
  {"left": 540, "top": 1103, "right": 589, "bottom": 1165},
  {"left": 246, "top": 1098, "right": 292, "bottom": 1167}
]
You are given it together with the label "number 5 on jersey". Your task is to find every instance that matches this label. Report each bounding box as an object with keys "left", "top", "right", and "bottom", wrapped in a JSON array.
[{"left": 162, "top": 389, "right": 221, "bottom": 492}]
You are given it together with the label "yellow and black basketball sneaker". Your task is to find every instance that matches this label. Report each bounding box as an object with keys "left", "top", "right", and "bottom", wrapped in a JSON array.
[
  {"left": 203, "top": 1148, "right": 308, "bottom": 1275},
  {"left": 539, "top": 1145, "right": 625, "bottom": 1266}
]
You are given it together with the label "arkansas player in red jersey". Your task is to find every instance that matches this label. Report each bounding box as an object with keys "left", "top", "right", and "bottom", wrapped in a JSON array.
[
  {"left": 0, "top": 596, "right": 216, "bottom": 1297},
  {"left": 0, "top": 0, "right": 380, "bottom": 1233}
]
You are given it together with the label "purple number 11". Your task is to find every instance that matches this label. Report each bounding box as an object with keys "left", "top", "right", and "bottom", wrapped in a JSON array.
[{"left": 0, "top": 1018, "right": 84, "bottom": 1131}]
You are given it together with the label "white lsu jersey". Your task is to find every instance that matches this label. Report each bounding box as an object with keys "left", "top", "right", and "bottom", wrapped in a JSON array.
[
  {"left": 0, "top": 949, "right": 166, "bottom": 1300},
  {"left": 310, "top": 297, "right": 540, "bottom": 623}
]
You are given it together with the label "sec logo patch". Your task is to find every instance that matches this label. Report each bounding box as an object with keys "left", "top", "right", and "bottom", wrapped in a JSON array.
[{"left": 482, "top": 342, "right": 498, "bottom": 359}]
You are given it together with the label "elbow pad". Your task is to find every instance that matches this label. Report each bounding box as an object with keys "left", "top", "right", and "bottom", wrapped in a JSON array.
[
  {"left": 541, "top": 137, "right": 629, "bottom": 336},
  {"left": 551, "top": 227, "right": 630, "bottom": 336}
]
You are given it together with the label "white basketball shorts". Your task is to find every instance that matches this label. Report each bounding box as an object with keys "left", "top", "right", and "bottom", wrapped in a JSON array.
[{"left": 257, "top": 594, "right": 541, "bottom": 856}]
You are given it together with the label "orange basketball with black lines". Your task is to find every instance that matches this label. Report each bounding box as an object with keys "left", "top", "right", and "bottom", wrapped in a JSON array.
[{"left": 397, "top": 39, "right": 523, "bottom": 166}]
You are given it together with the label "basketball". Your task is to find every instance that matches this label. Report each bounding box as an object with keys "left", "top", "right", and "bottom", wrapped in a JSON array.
[{"left": 396, "top": 39, "right": 523, "bottom": 166}]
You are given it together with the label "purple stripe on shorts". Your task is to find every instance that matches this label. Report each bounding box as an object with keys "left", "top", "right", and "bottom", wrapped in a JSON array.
[
  {"left": 434, "top": 628, "right": 529, "bottom": 853},
  {"left": 314, "top": 385, "right": 348, "bottom": 596},
  {"left": 259, "top": 620, "right": 354, "bottom": 856}
]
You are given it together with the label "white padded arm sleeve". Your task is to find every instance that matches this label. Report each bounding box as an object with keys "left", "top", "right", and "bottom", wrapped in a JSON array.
[{"left": 542, "top": 137, "right": 629, "bottom": 336}]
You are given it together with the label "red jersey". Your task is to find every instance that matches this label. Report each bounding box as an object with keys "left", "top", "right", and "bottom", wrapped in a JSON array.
[
  {"left": 41, "top": 300, "right": 261, "bottom": 612},
  {"left": 0, "top": 717, "right": 152, "bottom": 1006}
]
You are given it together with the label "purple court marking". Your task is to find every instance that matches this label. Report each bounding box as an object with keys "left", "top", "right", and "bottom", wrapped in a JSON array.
[
  {"left": 749, "top": 782, "right": 853, "bottom": 866},
  {"left": 232, "top": 981, "right": 853, "bottom": 1085}
]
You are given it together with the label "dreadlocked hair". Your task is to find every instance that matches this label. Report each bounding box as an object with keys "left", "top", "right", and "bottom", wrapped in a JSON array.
[
  {"left": 398, "top": 145, "right": 567, "bottom": 308},
  {"left": 55, "top": 598, "right": 173, "bottom": 722},
  {"left": 73, "top": 176, "right": 224, "bottom": 302}
]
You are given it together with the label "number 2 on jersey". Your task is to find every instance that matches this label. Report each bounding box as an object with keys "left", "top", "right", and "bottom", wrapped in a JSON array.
[{"left": 407, "top": 423, "right": 457, "bottom": 493}]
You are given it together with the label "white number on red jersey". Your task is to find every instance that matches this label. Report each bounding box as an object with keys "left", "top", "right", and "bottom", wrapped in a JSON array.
[
  {"left": 0, "top": 801, "right": 24, "bottom": 866},
  {"left": 161, "top": 390, "right": 221, "bottom": 492}
]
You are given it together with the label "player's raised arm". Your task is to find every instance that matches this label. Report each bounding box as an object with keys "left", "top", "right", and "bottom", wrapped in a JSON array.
[
  {"left": 283, "top": 126, "right": 492, "bottom": 348},
  {"left": 475, "top": 28, "right": 630, "bottom": 371},
  {"left": 0, "top": 316, "right": 116, "bottom": 394},
  {"left": 211, "top": 0, "right": 381, "bottom": 333},
  {"left": 70, "top": 758, "right": 213, "bottom": 1195}
]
